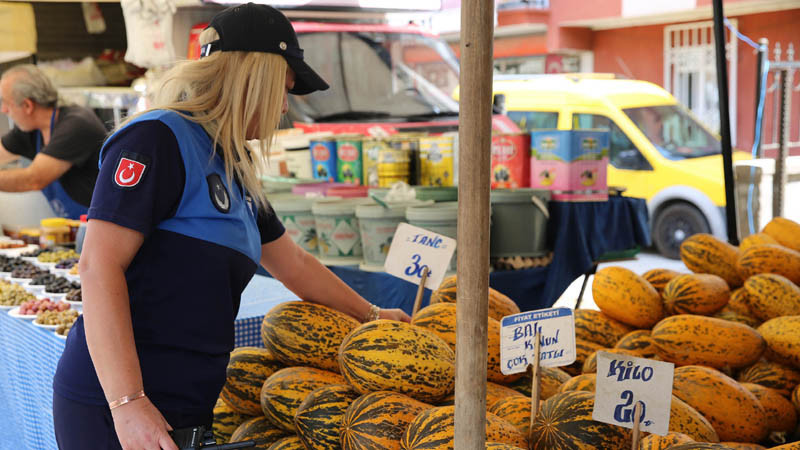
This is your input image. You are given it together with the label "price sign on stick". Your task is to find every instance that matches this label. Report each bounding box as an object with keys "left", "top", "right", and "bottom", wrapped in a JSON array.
[
  {"left": 384, "top": 223, "right": 456, "bottom": 291},
  {"left": 499, "top": 307, "right": 576, "bottom": 375},
  {"left": 592, "top": 352, "right": 674, "bottom": 437}
]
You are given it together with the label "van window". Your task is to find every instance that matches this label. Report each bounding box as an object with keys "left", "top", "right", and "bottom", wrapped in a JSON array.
[
  {"left": 507, "top": 111, "right": 559, "bottom": 131},
  {"left": 624, "top": 105, "right": 720, "bottom": 160},
  {"left": 573, "top": 114, "right": 653, "bottom": 171}
]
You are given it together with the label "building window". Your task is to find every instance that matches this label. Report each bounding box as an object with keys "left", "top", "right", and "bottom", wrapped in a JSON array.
[{"left": 573, "top": 113, "right": 653, "bottom": 171}]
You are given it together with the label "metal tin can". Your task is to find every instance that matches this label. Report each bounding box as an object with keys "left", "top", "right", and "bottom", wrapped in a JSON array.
[
  {"left": 362, "top": 138, "right": 390, "bottom": 187},
  {"left": 491, "top": 133, "right": 531, "bottom": 189},
  {"left": 309, "top": 138, "right": 337, "bottom": 181},
  {"left": 387, "top": 133, "right": 423, "bottom": 185},
  {"left": 336, "top": 135, "right": 363, "bottom": 185},
  {"left": 419, "top": 135, "right": 454, "bottom": 186},
  {"left": 377, "top": 144, "right": 410, "bottom": 188}
]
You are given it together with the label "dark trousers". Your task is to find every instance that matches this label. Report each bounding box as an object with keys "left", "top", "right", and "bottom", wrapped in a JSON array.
[{"left": 53, "top": 392, "right": 213, "bottom": 450}]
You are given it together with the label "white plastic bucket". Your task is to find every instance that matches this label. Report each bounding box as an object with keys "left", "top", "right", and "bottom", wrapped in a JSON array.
[
  {"left": 405, "top": 202, "right": 458, "bottom": 272},
  {"left": 312, "top": 198, "right": 371, "bottom": 265}
]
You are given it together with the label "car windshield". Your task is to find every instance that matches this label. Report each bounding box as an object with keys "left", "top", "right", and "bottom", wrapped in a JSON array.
[
  {"left": 289, "top": 31, "right": 460, "bottom": 123},
  {"left": 623, "top": 105, "right": 721, "bottom": 159}
]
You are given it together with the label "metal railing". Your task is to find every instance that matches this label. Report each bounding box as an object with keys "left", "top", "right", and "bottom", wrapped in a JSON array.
[{"left": 496, "top": 0, "right": 549, "bottom": 10}]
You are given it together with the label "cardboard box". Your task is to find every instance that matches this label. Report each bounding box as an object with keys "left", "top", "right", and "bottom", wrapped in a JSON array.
[{"left": 530, "top": 130, "right": 609, "bottom": 201}]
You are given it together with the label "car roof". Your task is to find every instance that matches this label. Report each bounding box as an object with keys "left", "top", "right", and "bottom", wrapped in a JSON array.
[{"left": 491, "top": 74, "right": 677, "bottom": 110}]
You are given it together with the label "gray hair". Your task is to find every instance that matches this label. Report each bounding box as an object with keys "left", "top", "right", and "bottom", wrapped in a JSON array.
[{"left": 1, "top": 64, "right": 59, "bottom": 108}]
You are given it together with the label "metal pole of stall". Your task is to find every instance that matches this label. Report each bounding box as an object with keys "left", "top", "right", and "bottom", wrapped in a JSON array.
[
  {"left": 774, "top": 69, "right": 790, "bottom": 218},
  {"left": 754, "top": 38, "right": 768, "bottom": 158},
  {"left": 712, "top": 0, "right": 739, "bottom": 245},
  {"left": 455, "top": 0, "right": 494, "bottom": 448}
]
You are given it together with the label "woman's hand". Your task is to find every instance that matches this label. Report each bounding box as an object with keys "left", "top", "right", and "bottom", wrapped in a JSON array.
[
  {"left": 111, "top": 397, "right": 178, "bottom": 450},
  {"left": 379, "top": 307, "right": 411, "bottom": 323}
]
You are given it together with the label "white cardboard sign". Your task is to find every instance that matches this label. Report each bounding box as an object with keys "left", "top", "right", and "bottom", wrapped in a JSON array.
[
  {"left": 384, "top": 222, "right": 456, "bottom": 290},
  {"left": 592, "top": 352, "right": 674, "bottom": 436},
  {"left": 499, "top": 307, "right": 576, "bottom": 375}
]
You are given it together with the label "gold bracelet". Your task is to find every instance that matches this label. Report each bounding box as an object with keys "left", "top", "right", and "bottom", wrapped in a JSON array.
[
  {"left": 364, "top": 304, "right": 381, "bottom": 322},
  {"left": 108, "top": 390, "right": 146, "bottom": 410}
]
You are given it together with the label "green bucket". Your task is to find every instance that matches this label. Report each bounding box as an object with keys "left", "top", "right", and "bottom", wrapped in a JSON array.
[
  {"left": 489, "top": 189, "right": 551, "bottom": 258},
  {"left": 406, "top": 202, "right": 458, "bottom": 272}
]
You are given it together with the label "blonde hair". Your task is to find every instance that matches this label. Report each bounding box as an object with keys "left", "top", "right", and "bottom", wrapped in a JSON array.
[{"left": 120, "top": 27, "right": 286, "bottom": 208}]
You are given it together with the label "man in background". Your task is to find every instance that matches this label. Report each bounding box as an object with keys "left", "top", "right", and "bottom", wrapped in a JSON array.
[{"left": 0, "top": 64, "right": 107, "bottom": 218}]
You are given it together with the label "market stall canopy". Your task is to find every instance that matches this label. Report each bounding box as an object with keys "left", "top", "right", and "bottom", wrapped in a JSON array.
[{"left": 0, "top": 2, "right": 36, "bottom": 63}]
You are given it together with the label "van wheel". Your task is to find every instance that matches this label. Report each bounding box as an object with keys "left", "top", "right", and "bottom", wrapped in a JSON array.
[{"left": 653, "top": 203, "right": 710, "bottom": 259}]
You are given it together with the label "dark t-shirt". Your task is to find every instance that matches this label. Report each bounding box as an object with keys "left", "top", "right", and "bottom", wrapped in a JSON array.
[
  {"left": 0, "top": 104, "right": 107, "bottom": 206},
  {"left": 53, "top": 118, "right": 285, "bottom": 415}
]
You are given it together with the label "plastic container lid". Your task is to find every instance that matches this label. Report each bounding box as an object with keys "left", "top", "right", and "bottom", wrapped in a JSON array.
[
  {"left": 416, "top": 186, "right": 458, "bottom": 202},
  {"left": 356, "top": 201, "right": 421, "bottom": 219},
  {"left": 406, "top": 202, "right": 458, "bottom": 222},
  {"left": 292, "top": 182, "right": 343, "bottom": 196},
  {"left": 327, "top": 185, "right": 369, "bottom": 198},
  {"left": 41, "top": 218, "right": 68, "bottom": 228},
  {"left": 270, "top": 195, "right": 316, "bottom": 213},
  {"left": 312, "top": 198, "right": 372, "bottom": 216},
  {"left": 490, "top": 188, "right": 551, "bottom": 203}
]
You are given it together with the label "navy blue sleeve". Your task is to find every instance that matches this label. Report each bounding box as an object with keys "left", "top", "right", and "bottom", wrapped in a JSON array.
[
  {"left": 88, "top": 120, "right": 185, "bottom": 235},
  {"left": 258, "top": 202, "right": 285, "bottom": 245}
]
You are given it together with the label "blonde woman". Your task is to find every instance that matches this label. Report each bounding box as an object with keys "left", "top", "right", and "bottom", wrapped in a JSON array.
[{"left": 53, "top": 4, "right": 410, "bottom": 449}]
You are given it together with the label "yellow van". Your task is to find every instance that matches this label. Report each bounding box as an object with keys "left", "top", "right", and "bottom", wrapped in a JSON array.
[{"left": 489, "top": 74, "right": 749, "bottom": 259}]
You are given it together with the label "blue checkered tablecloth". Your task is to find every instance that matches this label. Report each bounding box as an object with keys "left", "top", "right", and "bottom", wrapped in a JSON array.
[{"left": 0, "top": 275, "right": 299, "bottom": 450}]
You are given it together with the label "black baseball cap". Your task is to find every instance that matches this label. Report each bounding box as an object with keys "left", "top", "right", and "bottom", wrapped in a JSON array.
[{"left": 202, "top": 2, "right": 329, "bottom": 95}]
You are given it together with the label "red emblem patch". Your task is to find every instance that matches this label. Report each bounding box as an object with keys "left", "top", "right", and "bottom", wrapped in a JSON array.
[{"left": 114, "top": 157, "right": 147, "bottom": 188}]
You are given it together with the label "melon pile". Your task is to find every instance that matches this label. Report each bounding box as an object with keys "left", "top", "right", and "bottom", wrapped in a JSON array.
[
  {"left": 211, "top": 283, "right": 536, "bottom": 450},
  {"left": 583, "top": 216, "right": 800, "bottom": 449}
]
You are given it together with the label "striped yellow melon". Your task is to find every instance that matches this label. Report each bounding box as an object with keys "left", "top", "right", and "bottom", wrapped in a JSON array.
[
  {"left": 487, "top": 381, "right": 525, "bottom": 409},
  {"left": 429, "top": 275, "right": 520, "bottom": 321},
  {"left": 564, "top": 338, "right": 604, "bottom": 376},
  {"left": 592, "top": 266, "right": 664, "bottom": 328},
  {"left": 737, "top": 360, "right": 800, "bottom": 397},
  {"left": 793, "top": 384, "right": 800, "bottom": 414},
  {"left": 259, "top": 366, "right": 347, "bottom": 432},
  {"left": 680, "top": 233, "right": 743, "bottom": 287},
  {"left": 261, "top": 301, "right": 360, "bottom": 373},
  {"left": 503, "top": 366, "right": 570, "bottom": 398},
  {"left": 614, "top": 329, "right": 660, "bottom": 359},
  {"left": 639, "top": 432, "right": 694, "bottom": 450},
  {"left": 737, "top": 244, "right": 800, "bottom": 285},
  {"left": 338, "top": 320, "right": 455, "bottom": 403},
  {"left": 573, "top": 308, "right": 634, "bottom": 347},
  {"left": 770, "top": 443, "right": 800, "bottom": 450},
  {"left": 341, "top": 391, "right": 431, "bottom": 450},
  {"left": 294, "top": 384, "right": 360, "bottom": 450},
  {"left": 727, "top": 288, "right": 755, "bottom": 316},
  {"left": 663, "top": 274, "right": 730, "bottom": 315},
  {"left": 744, "top": 274, "right": 800, "bottom": 321},
  {"left": 212, "top": 398, "right": 252, "bottom": 444},
  {"left": 220, "top": 347, "right": 284, "bottom": 416},
  {"left": 488, "top": 395, "right": 533, "bottom": 437},
  {"left": 485, "top": 444, "right": 525, "bottom": 450},
  {"left": 763, "top": 217, "right": 800, "bottom": 253},
  {"left": 672, "top": 365, "right": 768, "bottom": 442},
  {"left": 651, "top": 314, "right": 764, "bottom": 369},
  {"left": 665, "top": 445, "right": 730, "bottom": 450},
  {"left": 266, "top": 436, "right": 305, "bottom": 450},
  {"left": 740, "top": 382, "right": 797, "bottom": 433},
  {"left": 229, "top": 416, "right": 289, "bottom": 447},
  {"left": 740, "top": 232, "right": 779, "bottom": 251},
  {"left": 713, "top": 309, "right": 762, "bottom": 328},
  {"left": 401, "top": 405, "right": 527, "bottom": 449},
  {"left": 528, "top": 391, "right": 631, "bottom": 449},
  {"left": 718, "top": 444, "right": 767, "bottom": 450},
  {"left": 668, "top": 395, "right": 720, "bottom": 442},
  {"left": 758, "top": 316, "right": 800, "bottom": 369},
  {"left": 582, "top": 348, "right": 643, "bottom": 373},
  {"left": 557, "top": 373, "right": 596, "bottom": 393},
  {"left": 411, "top": 302, "right": 521, "bottom": 384},
  {"left": 643, "top": 268, "right": 685, "bottom": 294}
]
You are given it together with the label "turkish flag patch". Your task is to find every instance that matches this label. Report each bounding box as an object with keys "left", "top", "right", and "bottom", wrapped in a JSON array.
[{"left": 114, "top": 157, "right": 147, "bottom": 188}]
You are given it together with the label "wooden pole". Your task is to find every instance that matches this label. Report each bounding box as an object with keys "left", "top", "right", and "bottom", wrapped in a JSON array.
[
  {"left": 411, "top": 266, "right": 429, "bottom": 318},
  {"left": 631, "top": 401, "right": 643, "bottom": 450},
  {"left": 454, "top": 0, "right": 494, "bottom": 448},
  {"left": 528, "top": 337, "right": 542, "bottom": 444}
]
